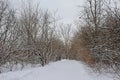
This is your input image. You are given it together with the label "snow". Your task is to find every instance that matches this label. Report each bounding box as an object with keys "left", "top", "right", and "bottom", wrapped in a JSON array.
[{"left": 0, "top": 60, "right": 114, "bottom": 80}]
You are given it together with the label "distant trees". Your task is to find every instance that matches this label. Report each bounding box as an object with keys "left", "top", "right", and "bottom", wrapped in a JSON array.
[{"left": 59, "top": 24, "right": 72, "bottom": 59}]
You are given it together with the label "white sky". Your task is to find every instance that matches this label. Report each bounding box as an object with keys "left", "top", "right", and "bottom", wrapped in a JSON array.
[{"left": 10, "top": 0, "right": 84, "bottom": 24}]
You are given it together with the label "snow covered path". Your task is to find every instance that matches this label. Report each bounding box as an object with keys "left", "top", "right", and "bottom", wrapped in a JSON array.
[{"left": 0, "top": 60, "right": 113, "bottom": 80}]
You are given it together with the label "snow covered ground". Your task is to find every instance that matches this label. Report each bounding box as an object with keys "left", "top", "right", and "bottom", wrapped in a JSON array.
[{"left": 0, "top": 60, "right": 114, "bottom": 80}]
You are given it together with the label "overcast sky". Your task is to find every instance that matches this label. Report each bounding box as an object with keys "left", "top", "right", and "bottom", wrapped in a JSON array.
[{"left": 10, "top": 0, "right": 84, "bottom": 24}]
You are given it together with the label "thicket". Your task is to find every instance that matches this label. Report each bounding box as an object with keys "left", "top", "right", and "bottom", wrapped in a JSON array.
[
  {"left": 0, "top": 0, "right": 120, "bottom": 78},
  {"left": 70, "top": 0, "right": 120, "bottom": 78}
]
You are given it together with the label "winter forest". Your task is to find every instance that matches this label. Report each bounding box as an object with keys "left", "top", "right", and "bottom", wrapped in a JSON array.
[{"left": 0, "top": 0, "right": 120, "bottom": 80}]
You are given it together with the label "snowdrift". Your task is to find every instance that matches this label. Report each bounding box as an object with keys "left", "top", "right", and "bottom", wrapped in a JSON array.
[{"left": 0, "top": 60, "right": 114, "bottom": 80}]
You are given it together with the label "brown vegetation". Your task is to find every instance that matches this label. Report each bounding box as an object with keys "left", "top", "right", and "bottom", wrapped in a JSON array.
[{"left": 0, "top": 0, "right": 120, "bottom": 78}]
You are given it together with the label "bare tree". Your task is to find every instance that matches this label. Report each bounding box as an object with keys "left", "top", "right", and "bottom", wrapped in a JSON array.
[
  {"left": 58, "top": 24, "right": 72, "bottom": 59},
  {"left": 16, "top": 2, "right": 61, "bottom": 66}
]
